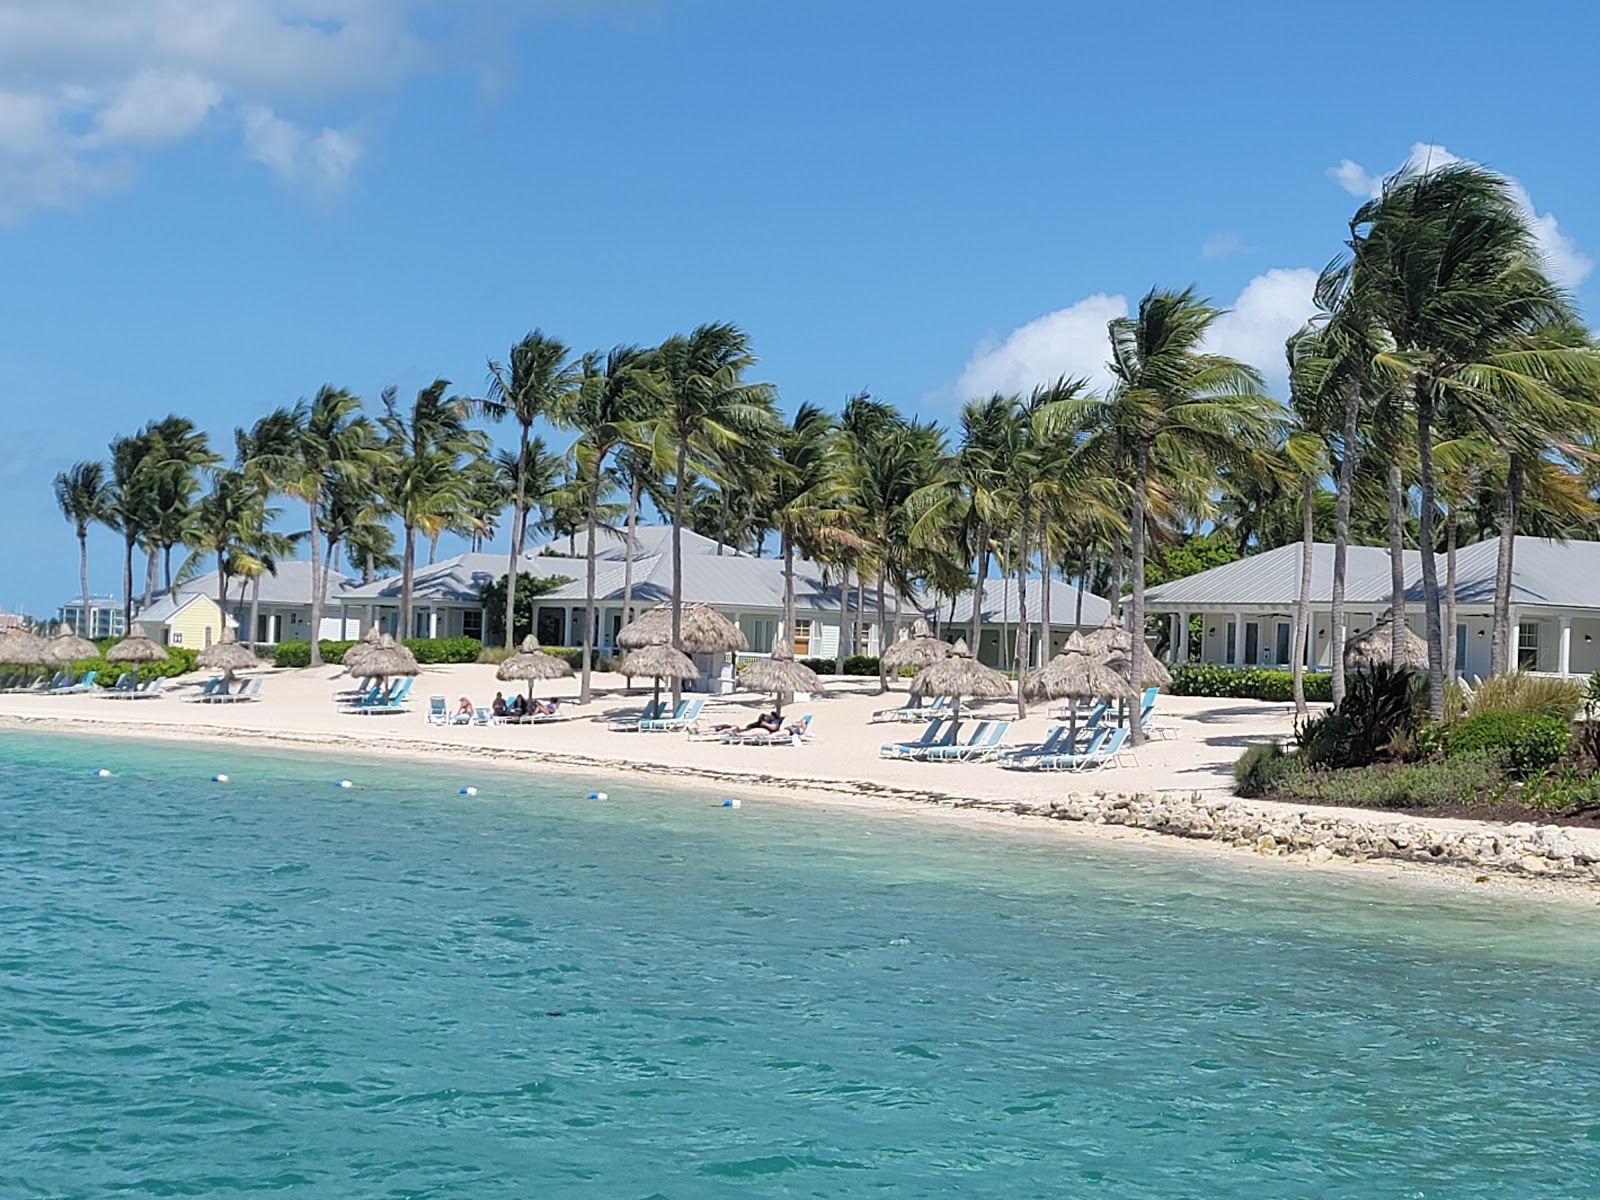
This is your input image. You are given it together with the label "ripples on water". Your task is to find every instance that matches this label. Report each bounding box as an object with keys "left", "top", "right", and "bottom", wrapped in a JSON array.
[{"left": 3, "top": 732, "right": 1600, "bottom": 1197}]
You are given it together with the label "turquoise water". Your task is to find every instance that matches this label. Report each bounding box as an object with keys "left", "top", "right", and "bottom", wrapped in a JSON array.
[{"left": 3, "top": 734, "right": 1600, "bottom": 1197}]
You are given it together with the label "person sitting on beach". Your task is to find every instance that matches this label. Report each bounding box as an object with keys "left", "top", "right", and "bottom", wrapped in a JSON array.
[
  {"left": 508, "top": 694, "right": 528, "bottom": 718},
  {"left": 454, "top": 695, "right": 474, "bottom": 722},
  {"left": 491, "top": 692, "right": 508, "bottom": 719},
  {"left": 533, "top": 698, "right": 559, "bottom": 717}
]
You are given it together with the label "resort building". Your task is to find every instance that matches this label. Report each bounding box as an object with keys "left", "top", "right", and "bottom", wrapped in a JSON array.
[
  {"left": 57, "top": 595, "right": 126, "bottom": 639},
  {"left": 130, "top": 592, "right": 228, "bottom": 649},
  {"left": 1143, "top": 537, "right": 1600, "bottom": 679},
  {"left": 934, "top": 578, "right": 1112, "bottom": 668},
  {"left": 174, "top": 562, "right": 358, "bottom": 645}
]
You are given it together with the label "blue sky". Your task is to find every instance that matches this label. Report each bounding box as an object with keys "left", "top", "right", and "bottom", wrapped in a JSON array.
[{"left": 3, "top": 0, "right": 1597, "bottom": 615}]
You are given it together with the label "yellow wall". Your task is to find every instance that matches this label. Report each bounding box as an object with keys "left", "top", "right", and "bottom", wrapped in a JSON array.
[{"left": 164, "top": 596, "right": 226, "bottom": 650}]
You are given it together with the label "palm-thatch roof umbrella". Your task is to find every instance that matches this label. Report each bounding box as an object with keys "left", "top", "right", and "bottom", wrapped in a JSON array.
[
  {"left": 879, "top": 617, "right": 952, "bottom": 687},
  {"left": 1107, "top": 649, "right": 1173, "bottom": 690},
  {"left": 1082, "top": 616, "right": 1133, "bottom": 658},
  {"left": 106, "top": 634, "right": 169, "bottom": 684},
  {"left": 356, "top": 635, "right": 419, "bottom": 685},
  {"left": 909, "top": 637, "right": 1011, "bottom": 721},
  {"left": 617, "top": 603, "right": 748, "bottom": 654},
  {"left": 497, "top": 634, "right": 575, "bottom": 702},
  {"left": 195, "top": 632, "right": 260, "bottom": 680},
  {"left": 1344, "top": 609, "right": 1429, "bottom": 671},
  {"left": 1021, "top": 631, "right": 1138, "bottom": 734},
  {"left": 341, "top": 626, "right": 387, "bottom": 676},
  {"left": 737, "top": 642, "right": 825, "bottom": 718},
  {"left": 41, "top": 626, "right": 98, "bottom": 667},
  {"left": 616, "top": 606, "right": 672, "bottom": 650},
  {"left": 618, "top": 642, "right": 699, "bottom": 711},
  {"left": 0, "top": 627, "right": 50, "bottom": 685}
]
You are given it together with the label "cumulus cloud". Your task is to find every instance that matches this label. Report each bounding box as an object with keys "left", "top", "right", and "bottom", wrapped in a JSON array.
[
  {"left": 953, "top": 270, "right": 1319, "bottom": 402},
  {"left": 1328, "top": 142, "right": 1592, "bottom": 289},
  {"left": 0, "top": 1, "right": 653, "bottom": 222}
]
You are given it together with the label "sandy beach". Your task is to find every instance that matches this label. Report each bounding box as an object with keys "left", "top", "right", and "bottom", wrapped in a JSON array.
[{"left": 4, "top": 663, "right": 1599, "bottom": 905}]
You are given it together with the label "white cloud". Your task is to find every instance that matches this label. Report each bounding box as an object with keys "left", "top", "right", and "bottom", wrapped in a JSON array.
[
  {"left": 1329, "top": 142, "right": 1592, "bottom": 289},
  {"left": 1201, "top": 232, "right": 1253, "bottom": 261},
  {"left": 0, "top": 1, "right": 652, "bottom": 222},
  {"left": 955, "top": 293, "right": 1130, "bottom": 398},
  {"left": 953, "top": 270, "right": 1319, "bottom": 403}
]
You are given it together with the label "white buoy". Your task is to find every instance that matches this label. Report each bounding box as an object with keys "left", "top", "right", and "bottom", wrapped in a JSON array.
[
  {"left": 460, "top": 786, "right": 478, "bottom": 797},
  {"left": 93, "top": 768, "right": 112, "bottom": 778},
  {"left": 588, "top": 791, "right": 608, "bottom": 801},
  {"left": 212, "top": 774, "right": 230, "bottom": 784},
  {"left": 336, "top": 779, "right": 353, "bottom": 789},
  {"left": 722, "top": 797, "right": 741, "bottom": 809}
]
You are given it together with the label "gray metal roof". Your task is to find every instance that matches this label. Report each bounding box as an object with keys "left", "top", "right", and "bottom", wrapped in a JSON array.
[
  {"left": 132, "top": 593, "right": 208, "bottom": 625},
  {"left": 338, "top": 553, "right": 553, "bottom": 604},
  {"left": 524, "top": 525, "right": 743, "bottom": 561},
  {"left": 1142, "top": 538, "right": 1600, "bottom": 614},
  {"left": 931, "top": 578, "right": 1111, "bottom": 627},
  {"left": 175, "top": 560, "right": 352, "bottom": 607},
  {"left": 535, "top": 554, "right": 865, "bottom": 615}
]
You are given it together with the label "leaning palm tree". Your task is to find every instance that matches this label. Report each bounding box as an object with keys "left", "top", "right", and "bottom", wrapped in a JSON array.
[
  {"left": 1347, "top": 162, "right": 1600, "bottom": 708},
  {"left": 1085, "top": 287, "right": 1279, "bottom": 744},
  {"left": 107, "top": 425, "right": 163, "bottom": 629},
  {"left": 551, "top": 345, "right": 654, "bottom": 702},
  {"left": 53, "top": 461, "right": 109, "bottom": 637},
  {"left": 641, "top": 323, "right": 778, "bottom": 698},
  {"left": 484, "top": 331, "right": 581, "bottom": 647},
  {"left": 180, "top": 468, "right": 256, "bottom": 619}
]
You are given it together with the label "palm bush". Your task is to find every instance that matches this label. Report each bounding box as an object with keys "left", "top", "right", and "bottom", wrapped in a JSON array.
[
  {"left": 1467, "top": 672, "right": 1581, "bottom": 721},
  {"left": 1294, "top": 665, "right": 1428, "bottom": 768}
]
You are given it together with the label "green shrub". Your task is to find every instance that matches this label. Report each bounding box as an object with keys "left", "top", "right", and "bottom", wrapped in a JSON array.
[
  {"left": 1468, "top": 672, "right": 1581, "bottom": 721},
  {"left": 1170, "top": 663, "right": 1334, "bottom": 703},
  {"left": 1294, "top": 666, "right": 1428, "bottom": 769},
  {"left": 1268, "top": 754, "right": 1500, "bottom": 810},
  {"left": 800, "top": 655, "right": 881, "bottom": 676},
  {"left": 402, "top": 636, "right": 481, "bottom": 664},
  {"left": 271, "top": 640, "right": 355, "bottom": 667},
  {"left": 72, "top": 645, "right": 200, "bottom": 686},
  {"left": 1234, "top": 741, "right": 1301, "bottom": 798},
  {"left": 1447, "top": 711, "right": 1570, "bottom": 777},
  {"left": 1520, "top": 767, "right": 1600, "bottom": 813}
]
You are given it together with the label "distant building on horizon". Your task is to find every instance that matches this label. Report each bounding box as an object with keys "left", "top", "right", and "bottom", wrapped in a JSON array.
[{"left": 57, "top": 596, "right": 126, "bottom": 639}]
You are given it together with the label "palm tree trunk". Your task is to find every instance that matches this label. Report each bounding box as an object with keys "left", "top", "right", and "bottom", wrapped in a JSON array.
[
  {"left": 1075, "top": 551, "right": 1087, "bottom": 630},
  {"left": 1127, "top": 442, "right": 1150, "bottom": 746},
  {"left": 580, "top": 468, "right": 602, "bottom": 704},
  {"left": 969, "top": 524, "right": 989, "bottom": 655},
  {"left": 1292, "top": 473, "right": 1314, "bottom": 717},
  {"left": 1491, "top": 453, "right": 1522, "bottom": 676},
  {"left": 1444, "top": 505, "right": 1459, "bottom": 681},
  {"left": 671, "top": 438, "right": 687, "bottom": 707},
  {"left": 875, "top": 571, "right": 888, "bottom": 695},
  {"left": 122, "top": 535, "right": 135, "bottom": 630},
  {"left": 78, "top": 531, "right": 90, "bottom": 640},
  {"left": 505, "top": 424, "right": 529, "bottom": 649},
  {"left": 307, "top": 501, "right": 325, "bottom": 666},
  {"left": 400, "top": 524, "right": 416, "bottom": 644},
  {"left": 1414, "top": 389, "right": 1446, "bottom": 717},
  {"left": 1016, "top": 509, "right": 1031, "bottom": 720},
  {"left": 782, "top": 531, "right": 796, "bottom": 651},
  {"left": 1387, "top": 460, "right": 1407, "bottom": 666},
  {"left": 1038, "top": 522, "right": 1051, "bottom": 664},
  {"left": 622, "top": 473, "right": 641, "bottom": 624},
  {"left": 249, "top": 576, "right": 262, "bottom": 650},
  {"left": 835, "top": 565, "right": 849, "bottom": 675},
  {"left": 853, "top": 577, "right": 866, "bottom": 658},
  {"left": 143, "top": 549, "right": 159, "bottom": 607},
  {"left": 1110, "top": 537, "right": 1125, "bottom": 619},
  {"left": 1330, "top": 381, "right": 1359, "bottom": 706},
  {"left": 163, "top": 543, "right": 174, "bottom": 594}
]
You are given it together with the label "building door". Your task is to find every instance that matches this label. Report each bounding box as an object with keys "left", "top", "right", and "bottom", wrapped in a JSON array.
[
  {"left": 1244, "top": 622, "right": 1260, "bottom": 666},
  {"left": 536, "top": 607, "right": 565, "bottom": 647},
  {"left": 1274, "top": 622, "right": 1291, "bottom": 666}
]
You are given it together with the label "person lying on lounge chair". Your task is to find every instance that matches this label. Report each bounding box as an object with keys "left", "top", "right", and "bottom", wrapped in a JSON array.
[
  {"left": 746, "top": 710, "right": 781, "bottom": 733},
  {"left": 532, "top": 698, "right": 560, "bottom": 717}
]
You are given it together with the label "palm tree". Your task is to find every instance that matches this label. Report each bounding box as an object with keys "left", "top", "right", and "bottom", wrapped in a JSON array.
[
  {"left": 108, "top": 427, "right": 161, "bottom": 630},
  {"left": 643, "top": 323, "right": 778, "bottom": 688},
  {"left": 485, "top": 332, "right": 580, "bottom": 648},
  {"left": 552, "top": 345, "right": 653, "bottom": 701},
  {"left": 766, "top": 403, "right": 844, "bottom": 652},
  {"left": 53, "top": 461, "right": 109, "bottom": 637},
  {"left": 1093, "top": 287, "right": 1278, "bottom": 744},
  {"left": 235, "top": 409, "right": 303, "bottom": 647},
  {"left": 380, "top": 380, "right": 485, "bottom": 639},
  {"left": 1348, "top": 162, "right": 1600, "bottom": 707},
  {"left": 181, "top": 468, "right": 256, "bottom": 619}
]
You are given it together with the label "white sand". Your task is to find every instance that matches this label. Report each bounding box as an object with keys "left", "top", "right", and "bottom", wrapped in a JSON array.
[{"left": 3, "top": 663, "right": 1598, "bottom": 906}]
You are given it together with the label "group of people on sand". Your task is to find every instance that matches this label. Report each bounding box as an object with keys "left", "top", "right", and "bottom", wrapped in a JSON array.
[{"left": 452, "top": 693, "right": 559, "bottom": 722}]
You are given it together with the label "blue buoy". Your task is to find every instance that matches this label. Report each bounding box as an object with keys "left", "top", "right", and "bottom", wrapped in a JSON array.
[
  {"left": 336, "top": 779, "right": 353, "bottom": 790},
  {"left": 722, "top": 797, "right": 741, "bottom": 809},
  {"left": 212, "top": 774, "right": 229, "bottom": 784},
  {"left": 460, "top": 786, "right": 478, "bottom": 797},
  {"left": 93, "top": 768, "right": 112, "bottom": 778},
  {"left": 588, "top": 791, "right": 608, "bottom": 801}
]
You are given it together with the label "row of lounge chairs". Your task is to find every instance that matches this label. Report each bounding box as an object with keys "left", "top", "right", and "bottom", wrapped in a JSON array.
[
  {"left": 103, "top": 675, "right": 167, "bottom": 700},
  {"left": 691, "top": 713, "right": 815, "bottom": 745},
  {"left": 607, "top": 698, "right": 706, "bottom": 732},
  {"left": 182, "top": 677, "right": 260, "bottom": 703},
  {"left": 2, "top": 670, "right": 101, "bottom": 694},
  {"left": 425, "top": 697, "right": 569, "bottom": 726},
  {"left": 880, "top": 717, "right": 1138, "bottom": 770},
  {"left": 342, "top": 678, "right": 413, "bottom": 715},
  {"left": 881, "top": 717, "right": 1012, "bottom": 762}
]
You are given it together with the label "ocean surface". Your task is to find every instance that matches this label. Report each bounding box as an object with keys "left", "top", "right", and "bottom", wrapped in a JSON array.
[{"left": 3, "top": 733, "right": 1600, "bottom": 1198}]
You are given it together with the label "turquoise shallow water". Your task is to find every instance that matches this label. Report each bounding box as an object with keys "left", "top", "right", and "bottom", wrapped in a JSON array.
[{"left": 4, "top": 734, "right": 1600, "bottom": 1197}]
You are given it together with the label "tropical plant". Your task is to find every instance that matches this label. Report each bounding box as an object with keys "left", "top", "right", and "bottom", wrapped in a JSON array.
[{"left": 52, "top": 461, "right": 109, "bottom": 636}]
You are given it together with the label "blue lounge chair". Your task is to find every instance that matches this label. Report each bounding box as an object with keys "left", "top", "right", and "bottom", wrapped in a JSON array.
[
  {"left": 1003, "top": 726, "right": 1109, "bottom": 771},
  {"left": 57, "top": 670, "right": 98, "bottom": 694},
  {"left": 881, "top": 718, "right": 957, "bottom": 760},
  {"left": 870, "top": 695, "right": 950, "bottom": 724},
  {"left": 925, "top": 720, "right": 1012, "bottom": 762},
  {"left": 1040, "top": 726, "right": 1132, "bottom": 771},
  {"left": 426, "top": 696, "right": 448, "bottom": 725},
  {"left": 214, "top": 678, "right": 259, "bottom": 703},
  {"left": 734, "top": 713, "right": 814, "bottom": 745},
  {"left": 998, "top": 724, "right": 1073, "bottom": 766},
  {"left": 610, "top": 699, "right": 663, "bottom": 731},
  {"left": 641, "top": 698, "right": 704, "bottom": 732}
]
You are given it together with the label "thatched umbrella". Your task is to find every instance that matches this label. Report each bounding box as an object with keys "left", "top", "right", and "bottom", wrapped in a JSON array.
[
  {"left": 341, "top": 626, "right": 387, "bottom": 675},
  {"left": 1082, "top": 616, "right": 1132, "bottom": 658},
  {"left": 195, "top": 632, "right": 260, "bottom": 680},
  {"left": 1344, "top": 609, "right": 1429, "bottom": 671},
  {"left": 497, "top": 634, "right": 575, "bottom": 702},
  {"left": 356, "top": 634, "right": 419, "bottom": 684},
  {"left": 1107, "top": 649, "right": 1173, "bottom": 690},
  {"left": 1022, "top": 631, "right": 1138, "bottom": 733},
  {"left": 619, "top": 643, "right": 699, "bottom": 711},
  {"left": 879, "top": 617, "right": 952, "bottom": 686},
  {"left": 41, "top": 626, "right": 98, "bottom": 667},
  {"left": 617, "top": 603, "right": 748, "bottom": 654},
  {"left": 106, "top": 634, "right": 169, "bottom": 685},
  {"left": 0, "top": 627, "right": 50, "bottom": 686},
  {"left": 908, "top": 637, "right": 1011, "bottom": 721},
  {"left": 737, "top": 642, "right": 825, "bottom": 718}
]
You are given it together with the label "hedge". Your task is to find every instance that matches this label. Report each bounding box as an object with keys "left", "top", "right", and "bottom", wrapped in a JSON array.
[
  {"left": 1170, "top": 663, "right": 1334, "bottom": 703},
  {"left": 1446, "top": 711, "right": 1570, "bottom": 777},
  {"left": 66, "top": 645, "right": 201, "bottom": 686},
  {"left": 272, "top": 636, "right": 482, "bottom": 669}
]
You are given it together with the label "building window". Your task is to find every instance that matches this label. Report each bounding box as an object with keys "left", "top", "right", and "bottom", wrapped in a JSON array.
[
  {"left": 462, "top": 609, "right": 484, "bottom": 641},
  {"left": 1518, "top": 622, "right": 1540, "bottom": 671},
  {"left": 1225, "top": 622, "right": 1237, "bottom": 664},
  {"left": 793, "top": 619, "right": 812, "bottom": 656}
]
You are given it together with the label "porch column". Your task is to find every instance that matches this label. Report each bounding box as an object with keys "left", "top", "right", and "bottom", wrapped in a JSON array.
[
  {"left": 427, "top": 608, "right": 439, "bottom": 639},
  {"left": 1507, "top": 605, "right": 1519, "bottom": 673},
  {"left": 1560, "top": 615, "right": 1573, "bottom": 677},
  {"left": 1175, "top": 611, "right": 1187, "bottom": 663},
  {"left": 1233, "top": 612, "right": 1245, "bottom": 666}
]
